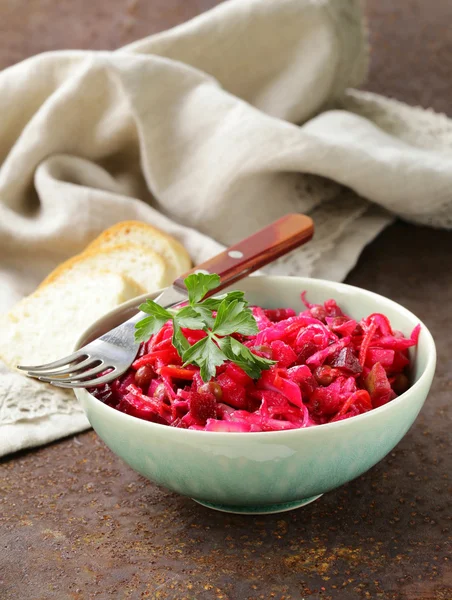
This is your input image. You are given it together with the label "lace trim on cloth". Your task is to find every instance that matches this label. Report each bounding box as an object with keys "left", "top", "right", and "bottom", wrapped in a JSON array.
[
  {"left": 266, "top": 184, "right": 371, "bottom": 277},
  {"left": 0, "top": 368, "right": 84, "bottom": 425}
]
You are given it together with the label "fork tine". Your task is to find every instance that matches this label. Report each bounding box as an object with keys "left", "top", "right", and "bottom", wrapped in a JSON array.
[
  {"left": 38, "top": 363, "right": 107, "bottom": 384},
  {"left": 44, "top": 370, "right": 119, "bottom": 389},
  {"left": 17, "top": 351, "right": 87, "bottom": 372},
  {"left": 24, "top": 357, "right": 98, "bottom": 378}
]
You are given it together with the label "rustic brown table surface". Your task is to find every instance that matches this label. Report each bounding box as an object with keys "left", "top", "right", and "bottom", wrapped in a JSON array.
[{"left": 1, "top": 2, "right": 451, "bottom": 599}]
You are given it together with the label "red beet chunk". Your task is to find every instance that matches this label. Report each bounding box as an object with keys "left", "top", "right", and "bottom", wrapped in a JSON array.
[
  {"left": 296, "top": 341, "right": 318, "bottom": 364},
  {"left": 365, "top": 347, "right": 395, "bottom": 369},
  {"left": 331, "top": 347, "right": 362, "bottom": 375},
  {"left": 189, "top": 391, "right": 217, "bottom": 424},
  {"left": 308, "top": 386, "right": 343, "bottom": 416},
  {"left": 270, "top": 340, "right": 298, "bottom": 368},
  {"left": 216, "top": 373, "right": 248, "bottom": 409}
]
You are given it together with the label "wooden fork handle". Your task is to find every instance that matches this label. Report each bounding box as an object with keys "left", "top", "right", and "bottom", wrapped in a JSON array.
[{"left": 174, "top": 213, "right": 314, "bottom": 294}]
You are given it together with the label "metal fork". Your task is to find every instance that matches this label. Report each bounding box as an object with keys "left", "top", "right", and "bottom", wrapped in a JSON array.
[{"left": 17, "top": 214, "right": 314, "bottom": 388}]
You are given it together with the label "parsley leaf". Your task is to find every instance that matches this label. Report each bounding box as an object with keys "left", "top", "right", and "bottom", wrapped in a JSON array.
[
  {"left": 139, "top": 299, "right": 173, "bottom": 319},
  {"left": 182, "top": 336, "right": 227, "bottom": 382},
  {"left": 213, "top": 299, "right": 259, "bottom": 336},
  {"left": 134, "top": 273, "right": 276, "bottom": 381},
  {"left": 191, "top": 305, "right": 215, "bottom": 329},
  {"left": 201, "top": 290, "right": 247, "bottom": 310},
  {"left": 134, "top": 300, "right": 173, "bottom": 342},
  {"left": 219, "top": 336, "right": 275, "bottom": 379},
  {"left": 172, "top": 320, "right": 190, "bottom": 357},
  {"left": 184, "top": 273, "right": 221, "bottom": 305},
  {"left": 174, "top": 306, "right": 207, "bottom": 330}
]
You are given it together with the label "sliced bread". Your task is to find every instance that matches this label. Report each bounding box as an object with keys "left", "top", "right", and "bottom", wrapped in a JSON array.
[
  {"left": 0, "top": 271, "right": 142, "bottom": 369},
  {"left": 38, "top": 243, "right": 170, "bottom": 294},
  {"left": 86, "top": 221, "right": 192, "bottom": 281}
]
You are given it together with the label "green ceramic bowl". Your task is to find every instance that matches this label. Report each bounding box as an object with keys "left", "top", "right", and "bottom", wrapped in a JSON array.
[{"left": 74, "top": 276, "right": 436, "bottom": 514}]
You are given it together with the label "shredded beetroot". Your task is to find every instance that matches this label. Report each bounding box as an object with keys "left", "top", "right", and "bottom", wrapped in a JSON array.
[{"left": 90, "top": 293, "right": 419, "bottom": 431}]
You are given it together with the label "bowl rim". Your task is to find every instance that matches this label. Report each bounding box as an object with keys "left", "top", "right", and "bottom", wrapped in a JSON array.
[{"left": 75, "top": 275, "right": 436, "bottom": 440}]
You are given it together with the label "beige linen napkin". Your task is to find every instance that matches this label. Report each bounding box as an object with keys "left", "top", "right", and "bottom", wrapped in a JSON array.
[{"left": 1, "top": 0, "right": 451, "bottom": 456}]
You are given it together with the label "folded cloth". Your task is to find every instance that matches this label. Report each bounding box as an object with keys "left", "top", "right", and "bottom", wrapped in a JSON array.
[{"left": 1, "top": 0, "right": 451, "bottom": 457}]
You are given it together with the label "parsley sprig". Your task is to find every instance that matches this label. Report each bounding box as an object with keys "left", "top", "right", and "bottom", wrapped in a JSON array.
[{"left": 134, "top": 273, "right": 275, "bottom": 382}]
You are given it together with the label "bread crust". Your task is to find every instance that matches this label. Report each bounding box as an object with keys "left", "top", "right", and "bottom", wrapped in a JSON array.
[
  {"left": 38, "top": 242, "right": 167, "bottom": 291},
  {"left": 86, "top": 220, "right": 192, "bottom": 278}
]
